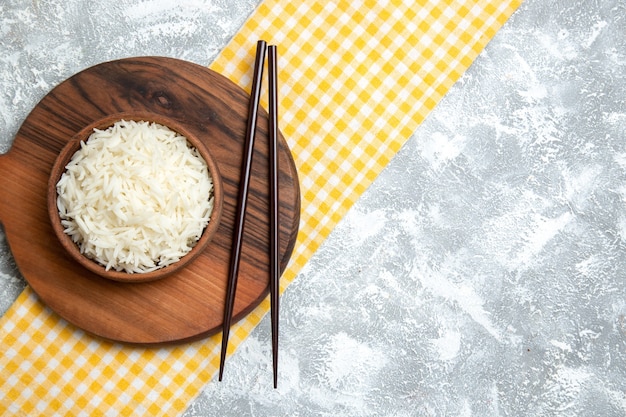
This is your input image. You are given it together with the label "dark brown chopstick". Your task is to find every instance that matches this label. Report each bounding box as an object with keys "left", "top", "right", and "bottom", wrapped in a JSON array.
[
  {"left": 219, "top": 39, "right": 267, "bottom": 382},
  {"left": 268, "top": 44, "right": 279, "bottom": 389}
]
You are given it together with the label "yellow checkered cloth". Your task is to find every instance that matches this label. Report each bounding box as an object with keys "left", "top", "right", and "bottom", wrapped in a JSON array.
[{"left": 0, "top": 0, "right": 522, "bottom": 414}]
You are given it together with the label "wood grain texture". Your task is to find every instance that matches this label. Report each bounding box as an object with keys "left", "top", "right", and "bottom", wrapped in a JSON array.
[{"left": 0, "top": 57, "right": 301, "bottom": 344}]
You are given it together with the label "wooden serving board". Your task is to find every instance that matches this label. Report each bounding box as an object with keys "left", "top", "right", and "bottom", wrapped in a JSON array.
[{"left": 0, "top": 57, "right": 300, "bottom": 344}]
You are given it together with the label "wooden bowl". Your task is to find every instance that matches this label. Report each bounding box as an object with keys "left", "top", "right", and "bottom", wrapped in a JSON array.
[{"left": 47, "top": 112, "right": 223, "bottom": 283}]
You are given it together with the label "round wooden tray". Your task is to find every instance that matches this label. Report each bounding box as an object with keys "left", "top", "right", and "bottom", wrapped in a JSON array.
[{"left": 0, "top": 57, "right": 300, "bottom": 344}]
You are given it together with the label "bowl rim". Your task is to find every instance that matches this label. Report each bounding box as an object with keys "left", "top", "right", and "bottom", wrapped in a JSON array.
[{"left": 47, "top": 111, "right": 224, "bottom": 283}]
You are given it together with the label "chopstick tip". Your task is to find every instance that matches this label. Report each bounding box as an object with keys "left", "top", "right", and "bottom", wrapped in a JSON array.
[{"left": 273, "top": 364, "right": 278, "bottom": 389}]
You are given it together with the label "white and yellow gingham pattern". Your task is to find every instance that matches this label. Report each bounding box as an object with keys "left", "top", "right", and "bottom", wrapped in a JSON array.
[
  {"left": 212, "top": 0, "right": 522, "bottom": 277},
  {"left": 0, "top": 0, "right": 522, "bottom": 415}
]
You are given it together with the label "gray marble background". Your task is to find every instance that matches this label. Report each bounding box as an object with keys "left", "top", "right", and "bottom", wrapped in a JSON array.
[{"left": 1, "top": 0, "right": 625, "bottom": 416}]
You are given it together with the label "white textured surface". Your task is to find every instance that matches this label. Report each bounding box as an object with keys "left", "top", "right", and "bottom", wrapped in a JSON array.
[{"left": 1, "top": 0, "right": 626, "bottom": 416}]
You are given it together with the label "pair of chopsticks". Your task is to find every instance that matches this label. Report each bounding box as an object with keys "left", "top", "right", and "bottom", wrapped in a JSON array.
[{"left": 219, "top": 40, "right": 281, "bottom": 389}]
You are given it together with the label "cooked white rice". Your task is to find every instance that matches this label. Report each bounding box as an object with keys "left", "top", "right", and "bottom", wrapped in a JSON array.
[{"left": 56, "top": 119, "right": 214, "bottom": 273}]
